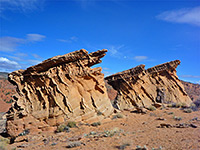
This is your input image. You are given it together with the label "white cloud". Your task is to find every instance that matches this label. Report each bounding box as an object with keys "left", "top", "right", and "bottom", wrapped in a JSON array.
[
  {"left": 133, "top": 56, "right": 148, "bottom": 62},
  {"left": 27, "top": 34, "right": 46, "bottom": 42},
  {"left": 197, "top": 80, "right": 200, "bottom": 84},
  {"left": 0, "top": 36, "right": 25, "bottom": 52},
  {"left": 157, "top": 6, "right": 200, "bottom": 26},
  {"left": 57, "top": 36, "right": 78, "bottom": 43},
  {"left": 103, "top": 67, "right": 110, "bottom": 71},
  {"left": 0, "top": 34, "right": 46, "bottom": 52},
  {"left": 180, "top": 75, "right": 200, "bottom": 78},
  {"left": 108, "top": 45, "right": 124, "bottom": 58},
  {"left": 27, "top": 59, "right": 42, "bottom": 65},
  {"left": 32, "top": 54, "right": 42, "bottom": 59},
  {"left": 0, "top": 57, "right": 21, "bottom": 72},
  {"left": 0, "top": 0, "right": 45, "bottom": 18}
]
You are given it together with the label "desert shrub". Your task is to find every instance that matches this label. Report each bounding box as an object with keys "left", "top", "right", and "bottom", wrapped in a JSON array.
[
  {"left": 167, "top": 103, "right": 182, "bottom": 108},
  {"left": 106, "top": 127, "right": 121, "bottom": 137},
  {"left": 167, "top": 112, "right": 174, "bottom": 115},
  {"left": 112, "top": 113, "right": 123, "bottom": 119},
  {"left": 97, "top": 111, "right": 103, "bottom": 116},
  {"left": 194, "top": 99, "right": 200, "bottom": 108},
  {"left": 5, "top": 92, "right": 10, "bottom": 95},
  {"left": 173, "top": 116, "right": 182, "bottom": 121},
  {"left": 67, "top": 121, "right": 77, "bottom": 128},
  {"left": 183, "top": 108, "right": 192, "bottom": 113},
  {"left": 148, "top": 105, "right": 156, "bottom": 111},
  {"left": 56, "top": 124, "right": 70, "bottom": 133},
  {"left": 6, "top": 99, "right": 13, "bottom": 103},
  {"left": 91, "top": 122, "right": 101, "bottom": 127},
  {"left": 85, "top": 127, "right": 121, "bottom": 138},
  {"left": 189, "top": 102, "right": 199, "bottom": 111},
  {"left": 51, "top": 142, "right": 57, "bottom": 146}
]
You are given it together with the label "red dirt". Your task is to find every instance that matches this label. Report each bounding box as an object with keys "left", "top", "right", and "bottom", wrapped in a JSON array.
[
  {"left": 6, "top": 108, "right": 200, "bottom": 150},
  {"left": 0, "top": 100, "right": 11, "bottom": 112}
]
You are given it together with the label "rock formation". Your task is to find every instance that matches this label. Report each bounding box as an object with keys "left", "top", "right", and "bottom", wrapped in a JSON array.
[
  {"left": 105, "top": 60, "right": 192, "bottom": 110},
  {"left": 5, "top": 49, "right": 113, "bottom": 137}
]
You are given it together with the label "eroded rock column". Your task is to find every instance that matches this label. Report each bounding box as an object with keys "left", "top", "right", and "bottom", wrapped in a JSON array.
[{"left": 6, "top": 49, "right": 113, "bottom": 137}]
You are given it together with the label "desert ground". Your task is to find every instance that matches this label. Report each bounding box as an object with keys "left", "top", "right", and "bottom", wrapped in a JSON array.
[
  {"left": 0, "top": 107, "right": 199, "bottom": 150},
  {"left": 0, "top": 73, "right": 200, "bottom": 150}
]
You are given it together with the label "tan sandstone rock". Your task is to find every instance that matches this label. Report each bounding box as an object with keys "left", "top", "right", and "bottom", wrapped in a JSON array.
[
  {"left": 105, "top": 60, "right": 192, "bottom": 110},
  {"left": 5, "top": 49, "right": 113, "bottom": 137}
]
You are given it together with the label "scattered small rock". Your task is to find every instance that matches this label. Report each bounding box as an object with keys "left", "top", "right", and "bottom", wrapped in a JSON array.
[
  {"left": 17, "top": 143, "right": 29, "bottom": 148},
  {"left": 190, "top": 123, "right": 198, "bottom": 128},
  {"left": 156, "top": 117, "right": 166, "bottom": 121},
  {"left": 173, "top": 116, "right": 182, "bottom": 121},
  {"left": 174, "top": 123, "right": 189, "bottom": 128},
  {"left": 116, "top": 143, "right": 130, "bottom": 150},
  {"left": 51, "top": 142, "right": 57, "bottom": 146},
  {"left": 18, "top": 129, "right": 30, "bottom": 136},
  {"left": 65, "top": 141, "right": 82, "bottom": 148},
  {"left": 183, "top": 108, "right": 192, "bottom": 113},
  {"left": 91, "top": 122, "right": 101, "bottom": 127},
  {"left": 190, "top": 117, "right": 199, "bottom": 121},
  {"left": 158, "top": 123, "right": 172, "bottom": 128},
  {"left": 135, "top": 145, "right": 148, "bottom": 150},
  {"left": 167, "top": 112, "right": 174, "bottom": 115},
  {"left": 68, "top": 136, "right": 82, "bottom": 142}
]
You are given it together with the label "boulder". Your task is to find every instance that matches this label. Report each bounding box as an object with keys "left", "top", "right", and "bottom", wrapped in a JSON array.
[
  {"left": 105, "top": 60, "right": 192, "bottom": 110},
  {"left": 6, "top": 49, "right": 113, "bottom": 137}
]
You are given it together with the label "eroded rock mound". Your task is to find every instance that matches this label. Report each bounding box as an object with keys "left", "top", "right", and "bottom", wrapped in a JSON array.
[
  {"left": 5, "top": 49, "right": 113, "bottom": 137},
  {"left": 105, "top": 60, "right": 192, "bottom": 110}
]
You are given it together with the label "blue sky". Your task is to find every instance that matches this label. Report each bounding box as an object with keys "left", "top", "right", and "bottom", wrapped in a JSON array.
[{"left": 0, "top": 0, "right": 200, "bottom": 84}]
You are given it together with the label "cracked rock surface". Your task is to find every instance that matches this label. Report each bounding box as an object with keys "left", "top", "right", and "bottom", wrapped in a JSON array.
[
  {"left": 6, "top": 49, "right": 113, "bottom": 137},
  {"left": 105, "top": 60, "right": 192, "bottom": 110}
]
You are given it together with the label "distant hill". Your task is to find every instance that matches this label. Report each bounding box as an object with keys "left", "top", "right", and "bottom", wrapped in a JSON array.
[
  {"left": 181, "top": 80, "right": 200, "bottom": 102},
  {"left": 0, "top": 72, "right": 8, "bottom": 79},
  {"left": 0, "top": 72, "right": 15, "bottom": 107}
]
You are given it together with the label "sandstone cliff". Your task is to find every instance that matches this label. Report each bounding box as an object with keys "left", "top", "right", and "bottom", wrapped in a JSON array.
[
  {"left": 5, "top": 49, "right": 113, "bottom": 137},
  {"left": 105, "top": 60, "right": 192, "bottom": 110}
]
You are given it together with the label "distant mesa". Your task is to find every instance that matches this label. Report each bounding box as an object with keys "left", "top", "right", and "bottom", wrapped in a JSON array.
[
  {"left": 5, "top": 49, "right": 113, "bottom": 137},
  {"left": 105, "top": 60, "right": 192, "bottom": 111}
]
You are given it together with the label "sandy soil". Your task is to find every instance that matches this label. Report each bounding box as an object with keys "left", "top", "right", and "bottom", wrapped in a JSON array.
[
  {"left": 6, "top": 108, "right": 200, "bottom": 150},
  {"left": 0, "top": 100, "right": 11, "bottom": 113}
]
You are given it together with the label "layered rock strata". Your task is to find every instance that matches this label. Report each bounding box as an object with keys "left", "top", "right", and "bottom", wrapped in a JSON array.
[
  {"left": 5, "top": 49, "right": 113, "bottom": 137},
  {"left": 105, "top": 60, "right": 192, "bottom": 110}
]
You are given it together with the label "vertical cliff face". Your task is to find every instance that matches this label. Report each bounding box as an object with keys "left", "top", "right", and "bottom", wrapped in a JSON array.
[
  {"left": 105, "top": 60, "right": 192, "bottom": 110},
  {"left": 6, "top": 49, "right": 113, "bottom": 137}
]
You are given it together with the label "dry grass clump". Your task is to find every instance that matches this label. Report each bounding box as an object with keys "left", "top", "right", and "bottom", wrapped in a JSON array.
[
  {"left": 112, "top": 113, "right": 124, "bottom": 119},
  {"left": 67, "top": 121, "right": 77, "bottom": 128},
  {"left": 55, "top": 124, "right": 70, "bottom": 133},
  {"left": 148, "top": 105, "right": 156, "bottom": 111},
  {"left": 173, "top": 116, "right": 182, "bottom": 121}
]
